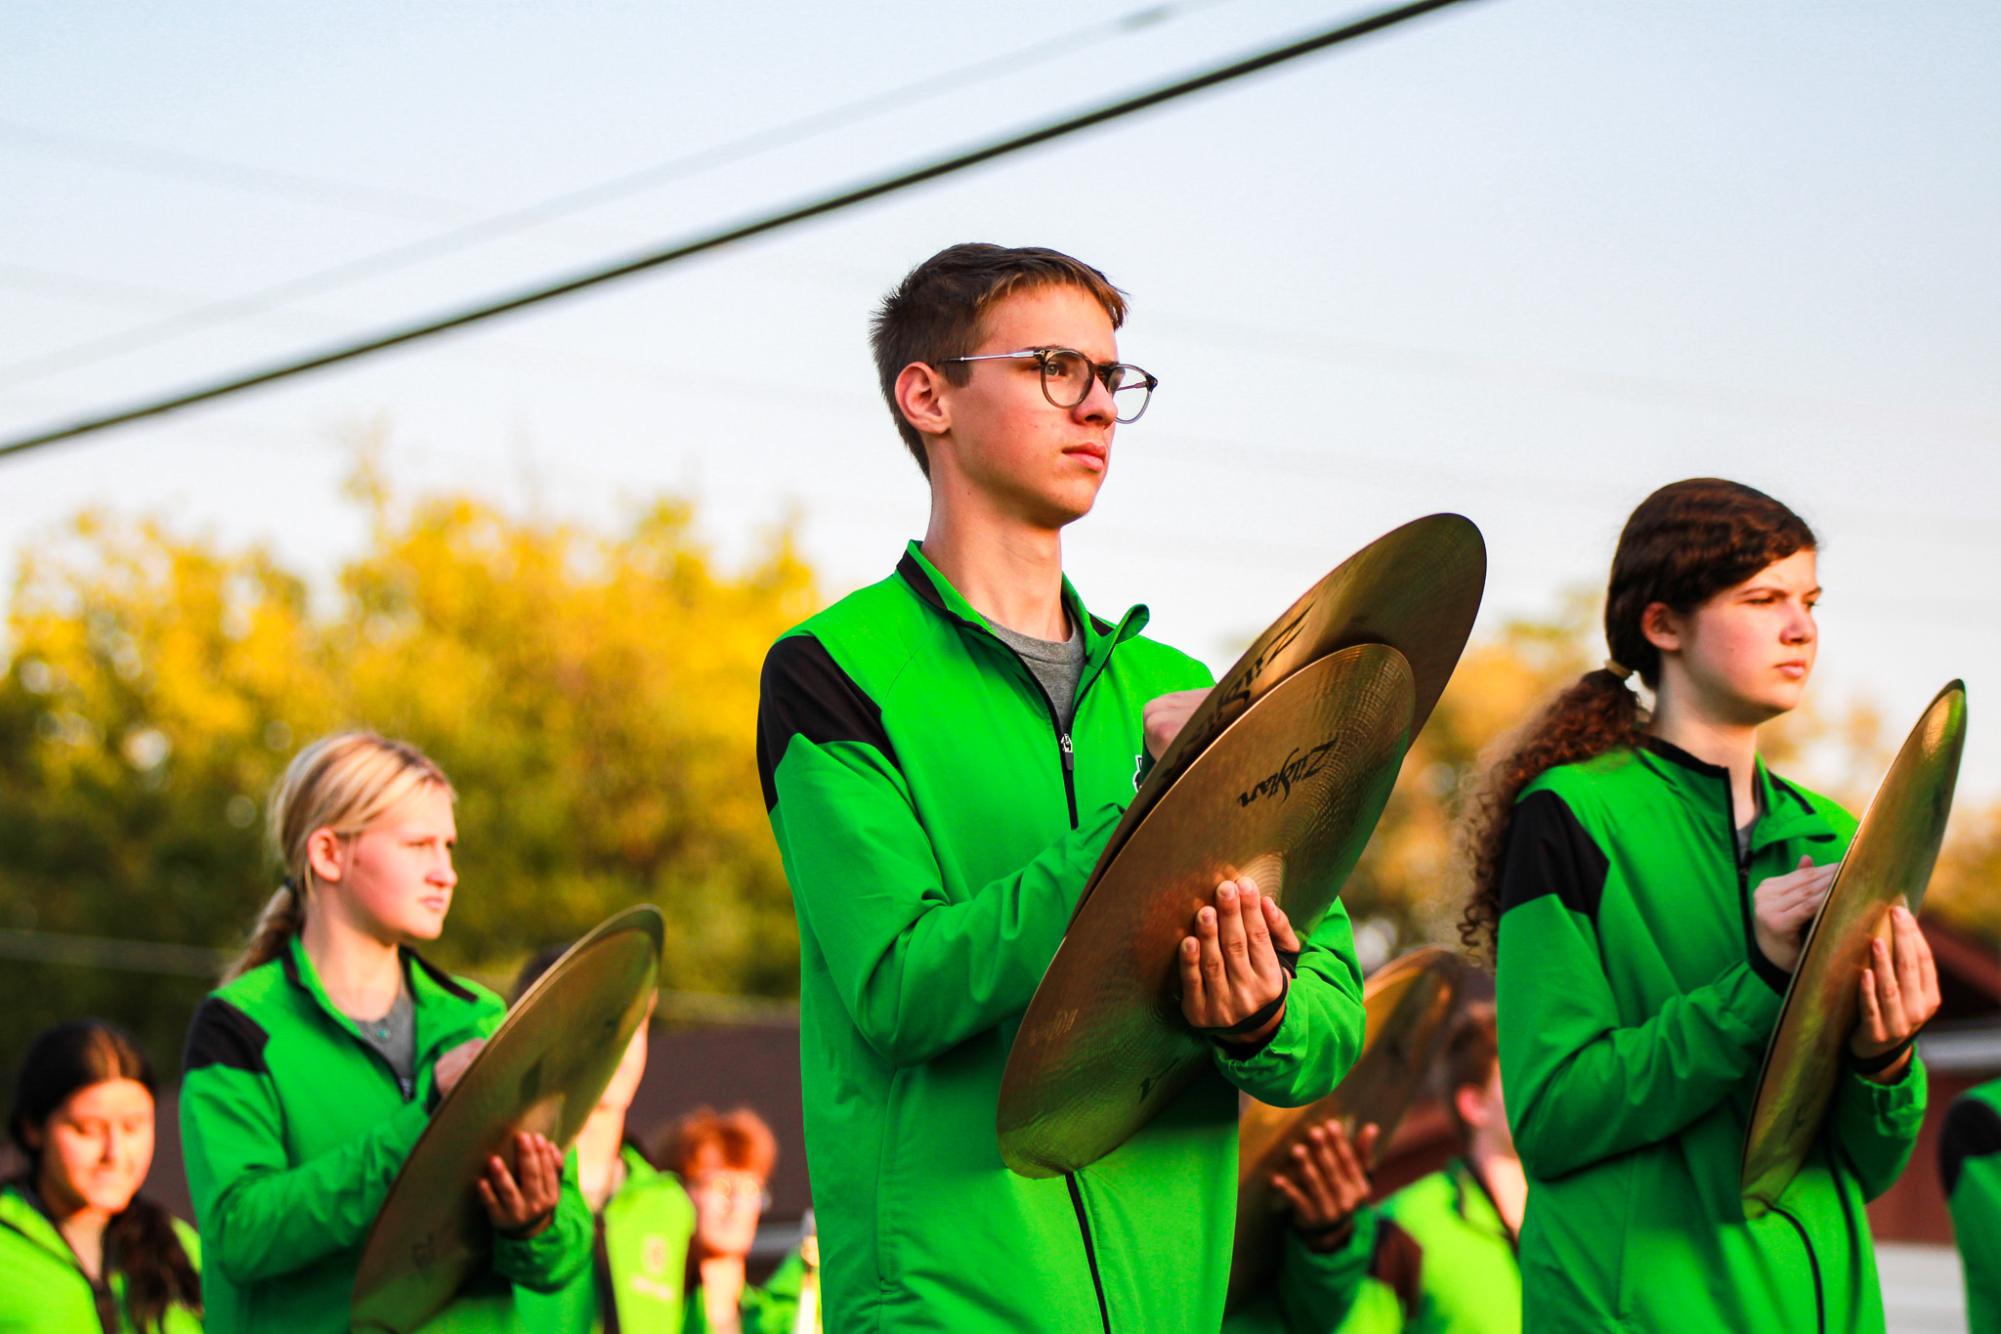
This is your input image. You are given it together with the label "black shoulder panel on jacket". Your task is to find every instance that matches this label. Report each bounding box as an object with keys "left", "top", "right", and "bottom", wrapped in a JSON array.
[
  {"left": 1940, "top": 1094, "right": 2001, "bottom": 1197},
  {"left": 757, "top": 633, "right": 897, "bottom": 811},
  {"left": 183, "top": 997, "right": 270, "bottom": 1076},
  {"left": 1498, "top": 788, "right": 1609, "bottom": 923},
  {"left": 895, "top": 549, "right": 948, "bottom": 616}
]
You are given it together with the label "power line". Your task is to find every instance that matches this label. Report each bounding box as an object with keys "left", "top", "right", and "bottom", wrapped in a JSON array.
[
  {"left": 0, "top": 0, "right": 1477, "bottom": 463},
  {"left": 0, "top": 927, "right": 228, "bottom": 979},
  {"left": 0, "top": 117, "right": 466, "bottom": 221},
  {"left": 0, "top": 1, "right": 1232, "bottom": 390},
  {"left": 0, "top": 926, "right": 801, "bottom": 1023}
]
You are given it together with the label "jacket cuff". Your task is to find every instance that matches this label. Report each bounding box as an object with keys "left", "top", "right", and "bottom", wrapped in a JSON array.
[
  {"left": 1294, "top": 1202, "right": 1378, "bottom": 1261},
  {"left": 489, "top": 1167, "right": 589, "bottom": 1292},
  {"left": 1749, "top": 944, "right": 1792, "bottom": 997},
  {"left": 1212, "top": 976, "right": 1313, "bottom": 1078},
  {"left": 1282, "top": 1206, "right": 1379, "bottom": 1291},
  {"left": 1844, "top": 1049, "right": 1927, "bottom": 1121},
  {"left": 1204, "top": 973, "right": 1291, "bottom": 1058}
]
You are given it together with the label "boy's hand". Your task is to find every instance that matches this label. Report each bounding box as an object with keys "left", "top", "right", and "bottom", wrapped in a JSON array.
[
  {"left": 1142, "top": 689, "right": 1207, "bottom": 760},
  {"left": 1179, "top": 876, "right": 1299, "bottom": 1044},
  {"left": 477, "top": 1131, "right": 563, "bottom": 1237}
]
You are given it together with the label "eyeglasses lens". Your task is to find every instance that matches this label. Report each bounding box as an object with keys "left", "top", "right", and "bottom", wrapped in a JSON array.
[
  {"left": 1038, "top": 351, "right": 1092, "bottom": 408},
  {"left": 1038, "top": 351, "right": 1151, "bottom": 422},
  {"left": 1111, "top": 380, "right": 1151, "bottom": 424}
]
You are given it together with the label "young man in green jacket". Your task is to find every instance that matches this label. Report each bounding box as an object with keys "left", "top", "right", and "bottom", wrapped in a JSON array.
[
  {"left": 757, "top": 244, "right": 1367, "bottom": 1332},
  {"left": 1941, "top": 1078, "right": 2001, "bottom": 1329}
]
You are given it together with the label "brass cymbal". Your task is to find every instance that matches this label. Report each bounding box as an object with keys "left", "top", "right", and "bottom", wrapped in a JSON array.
[
  {"left": 1227, "top": 947, "right": 1465, "bottom": 1310},
  {"left": 998, "top": 645, "right": 1416, "bottom": 1178},
  {"left": 1741, "top": 681, "right": 1968, "bottom": 1218},
  {"left": 351, "top": 905, "right": 664, "bottom": 1332},
  {"left": 1075, "top": 514, "right": 1483, "bottom": 922}
]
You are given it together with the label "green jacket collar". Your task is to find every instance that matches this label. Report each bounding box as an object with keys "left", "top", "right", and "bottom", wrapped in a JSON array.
[
  {"left": 894, "top": 541, "right": 1149, "bottom": 680},
  {"left": 0, "top": 1183, "right": 69, "bottom": 1262},
  {"left": 1636, "top": 737, "right": 1840, "bottom": 853},
  {"left": 618, "top": 1143, "right": 661, "bottom": 1188},
  {"left": 280, "top": 934, "right": 483, "bottom": 1052}
]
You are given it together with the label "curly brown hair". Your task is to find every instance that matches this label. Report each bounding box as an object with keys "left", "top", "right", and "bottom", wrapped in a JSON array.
[
  {"left": 653, "top": 1104, "right": 778, "bottom": 1182},
  {"left": 1457, "top": 479, "right": 1817, "bottom": 957}
]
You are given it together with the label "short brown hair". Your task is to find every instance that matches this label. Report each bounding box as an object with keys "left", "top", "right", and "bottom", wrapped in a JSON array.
[
  {"left": 655, "top": 1104, "right": 778, "bottom": 1181},
  {"left": 870, "top": 242, "right": 1128, "bottom": 477}
]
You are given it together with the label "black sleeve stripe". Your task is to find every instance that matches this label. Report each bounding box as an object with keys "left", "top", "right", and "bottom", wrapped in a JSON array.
[
  {"left": 1498, "top": 789, "right": 1609, "bottom": 923},
  {"left": 1940, "top": 1094, "right": 2001, "bottom": 1197},
  {"left": 757, "top": 633, "right": 897, "bottom": 811},
  {"left": 183, "top": 996, "right": 270, "bottom": 1075}
]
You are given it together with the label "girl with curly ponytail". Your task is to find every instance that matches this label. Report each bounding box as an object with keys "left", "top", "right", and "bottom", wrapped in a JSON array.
[
  {"left": 2, "top": 1020, "right": 202, "bottom": 1332},
  {"left": 1472, "top": 479, "right": 1938, "bottom": 1333}
]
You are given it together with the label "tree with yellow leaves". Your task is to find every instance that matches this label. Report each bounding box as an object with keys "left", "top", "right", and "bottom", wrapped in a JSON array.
[{"left": 0, "top": 480, "right": 814, "bottom": 1078}]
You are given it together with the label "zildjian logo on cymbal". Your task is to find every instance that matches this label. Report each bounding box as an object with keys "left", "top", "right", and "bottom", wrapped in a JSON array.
[
  {"left": 1237, "top": 736, "right": 1340, "bottom": 807},
  {"left": 1214, "top": 603, "right": 1314, "bottom": 714}
]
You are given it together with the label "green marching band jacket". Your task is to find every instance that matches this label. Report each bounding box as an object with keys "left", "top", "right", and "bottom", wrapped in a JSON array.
[
  {"left": 1496, "top": 740, "right": 1925, "bottom": 1333},
  {"left": 1224, "top": 1157, "right": 1520, "bottom": 1334},
  {"left": 178, "top": 934, "right": 592, "bottom": 1333},
  {"left": 1941, "top": 1077, "right": 2001, "bottom": 1331},
  {"left": 0, "top": 1182, "right": 204, "bottom": 1333},
  {"left": 682, "top": 1250, "right": 809, "bottom": 1334},
  {"left": 756, "top": 542, "right": 1368, "bottom": 1333},
  {"left": 512, "top": 1144, "right": 696, "bottom": 1333}
]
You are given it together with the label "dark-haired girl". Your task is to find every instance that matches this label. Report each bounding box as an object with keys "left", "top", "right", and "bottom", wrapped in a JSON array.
[
  {"left": 1462, "top": 478, "right": 1937, "bottom": 1332},
  {"left": 2, "top": 1020, "right": 203, "bottom": 1332}
]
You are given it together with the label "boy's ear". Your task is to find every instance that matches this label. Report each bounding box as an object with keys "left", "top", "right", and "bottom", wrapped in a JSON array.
[
  {"left": 1453, "top": 1082, "right": 1487, "bottom": 1132},
  {"left": 895, "top": 362, "right": 951, "bottom": 439}
]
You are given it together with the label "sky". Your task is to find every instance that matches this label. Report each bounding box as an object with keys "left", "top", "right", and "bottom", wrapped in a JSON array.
[{"left": 2, "top": 0, "right": 1998, "bottom": 800}]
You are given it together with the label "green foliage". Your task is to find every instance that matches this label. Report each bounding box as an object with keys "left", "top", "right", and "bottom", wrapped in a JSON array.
[
  {"left": 0, "top": 485, "right": 815, "bottom": 1087},
  {"left": 3, "top": 475, "right": 1991, "bottom": 1097}
]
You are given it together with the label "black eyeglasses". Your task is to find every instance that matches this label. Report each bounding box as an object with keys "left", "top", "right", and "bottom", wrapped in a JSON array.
[{"left": 940, "top": 346, "right": 1157, "bottom": 423}]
